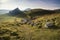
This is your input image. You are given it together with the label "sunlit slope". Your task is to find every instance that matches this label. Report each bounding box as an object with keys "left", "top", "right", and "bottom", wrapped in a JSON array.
[{"left": 0, "top": 9, "right": 60, "bottom": 40}]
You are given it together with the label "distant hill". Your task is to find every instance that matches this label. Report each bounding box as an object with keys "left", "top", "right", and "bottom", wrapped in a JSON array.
[
  {"left": 24, "top": 9, "right": 60, "bottom": 19},
  {"left": 0, "top": 8, "right": 60, "bottom": 19},
  {"left": 54, "top": 9, "right": 60, "bottom": 13},
  {"left": 0, "top": 10, "right": 9, "bottom": 14},
  {"left": 9, "top": 8, "right": 27, "bottom": 18}
]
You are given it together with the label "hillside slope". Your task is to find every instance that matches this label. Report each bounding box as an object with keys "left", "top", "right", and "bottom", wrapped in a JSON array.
[{"left": 0, "top": 9, "right": 60, "bottom": 40}]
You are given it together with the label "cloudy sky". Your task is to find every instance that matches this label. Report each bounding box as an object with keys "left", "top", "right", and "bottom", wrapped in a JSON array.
[{"left": 0, "top": 0, "right": 60, "bottom": 10}]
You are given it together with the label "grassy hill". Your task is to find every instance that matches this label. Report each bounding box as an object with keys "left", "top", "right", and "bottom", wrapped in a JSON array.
[{"left": 0, "top": 9, "right": 60, "bottom": 40}]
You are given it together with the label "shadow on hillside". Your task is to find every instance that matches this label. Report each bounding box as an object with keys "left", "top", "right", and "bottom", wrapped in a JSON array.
[
  {"left": 48, "top": 25, "right": 60, "bottom": 30},
  {"left": 29, "top": 10, "right": 55, "bottom": 18}
]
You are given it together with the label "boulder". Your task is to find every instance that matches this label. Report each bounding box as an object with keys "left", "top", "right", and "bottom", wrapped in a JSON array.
[
  {"left": 21, "top": 18, "right": 28, "bottom": 24},
  {"left": 45, "top": 22, "right": 55, "bottom": 28}
]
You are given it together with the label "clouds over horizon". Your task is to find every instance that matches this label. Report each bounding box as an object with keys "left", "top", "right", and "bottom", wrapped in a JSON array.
[
  {"left": 21, "top": 0, "right": 60, "bottom": 10},
  {"left": 0, "top": 0, "right": 20, "bottom": 10},
  {"left": 0, "top": 0, "right": 60, "bottom": 10}
]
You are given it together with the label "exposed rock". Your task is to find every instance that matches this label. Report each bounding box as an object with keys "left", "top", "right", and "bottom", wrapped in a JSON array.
[
  {"left": 45, "top": 22, "right": 55, "bottom": 28},
  {"left": 20, "top": 18, "right": 28, "bottom": 24}
]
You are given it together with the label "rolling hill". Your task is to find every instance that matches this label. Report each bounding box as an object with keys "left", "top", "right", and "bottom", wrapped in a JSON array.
[{"left": 0, "top": 8, "right": 60, "bottom": 40}]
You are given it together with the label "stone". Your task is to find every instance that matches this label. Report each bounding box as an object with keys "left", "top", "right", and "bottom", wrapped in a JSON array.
[
  {"left": 21, "top": 18, "right": 28, "bottom": 24},
  {"left": 45, "top": 22, "right": 54, "bottom": 28}
]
